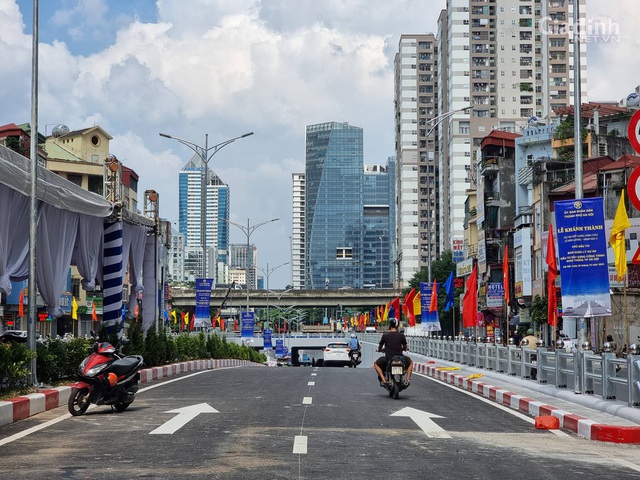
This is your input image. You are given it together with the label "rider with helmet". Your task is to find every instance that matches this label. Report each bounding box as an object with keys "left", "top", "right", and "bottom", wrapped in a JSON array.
[
  {"left": 348, "top": 333, "right": 361, "bottom": 364},
  {"left": 374, "top": 318, "right": 412, "bottom": 386}
]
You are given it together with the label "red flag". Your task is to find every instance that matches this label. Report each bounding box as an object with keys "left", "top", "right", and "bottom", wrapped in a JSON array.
[
  {"left": 390, "top": 296, "right": 400, "bottom": 320},
  {"left": 503, "top": 244, "right": 510, "bottom": 304},
  {"left": 91, "top": 300, "right": 97, "bottom": 321},
  {"left": 429, "top": 280, "right": 438, "bottom": 313},
  {"left": 220, "top": 317, "right": 225, "bottom": 331},
  {"left": 546, "top": 225, "right": 559, "bottom": 327},
  {"left": 462, "top": 263, "right": 478, "bottom": 328},
  {"left": 402, "top": 288, "right": 416, "bottom": 318},
  {"left": 18, "top": 290, "right": 24, "bottom": 317}
]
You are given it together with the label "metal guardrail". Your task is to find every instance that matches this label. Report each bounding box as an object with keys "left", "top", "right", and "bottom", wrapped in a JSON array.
[{"left": 398, "top": 336, "right": 640, "bottom": 408}]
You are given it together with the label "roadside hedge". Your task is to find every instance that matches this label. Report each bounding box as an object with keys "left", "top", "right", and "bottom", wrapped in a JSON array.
[{"left": 0, "top": 324, "right": 266, "bottom": 393}]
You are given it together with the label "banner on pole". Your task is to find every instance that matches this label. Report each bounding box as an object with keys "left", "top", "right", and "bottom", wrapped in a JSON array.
[
  {"left": 554, "top": 198, "right": 611, "bottom": 318},
  {"left": 194, "top": 279, "right": 214, "bottom": 328},
  {"left": 419, "top": 282, "right": 441, "bottom": 332}
]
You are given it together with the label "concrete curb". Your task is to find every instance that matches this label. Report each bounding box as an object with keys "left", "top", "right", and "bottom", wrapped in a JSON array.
[
  {"left": 414, "top": 362, "right": 640, "bottom": 444},
  {"left": 0, "top": 358, "right": 260, "bottom": 428}
]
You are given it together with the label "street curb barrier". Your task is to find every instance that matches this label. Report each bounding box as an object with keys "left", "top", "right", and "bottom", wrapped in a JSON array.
[
  {"left": 535, "top": 415, "right": 560, "bottom": 429},
  {"left": 413, "top": 362, "right": 640, "bottom": 444},
  {"left": 0, "top": 358, "right": 261, "bottom": 428}
]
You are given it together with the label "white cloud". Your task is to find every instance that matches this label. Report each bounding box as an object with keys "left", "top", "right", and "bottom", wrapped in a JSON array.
[{"left": 1, "top": 0, "right": 639, "bottom": 286}]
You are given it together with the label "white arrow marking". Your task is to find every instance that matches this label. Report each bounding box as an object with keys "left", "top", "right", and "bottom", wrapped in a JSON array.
[
  {"left": 150, "top": 403, "right": 219, "bottom": 435},
  {"left": 390, "top": 407, "right": 451, "bottom": 438}
]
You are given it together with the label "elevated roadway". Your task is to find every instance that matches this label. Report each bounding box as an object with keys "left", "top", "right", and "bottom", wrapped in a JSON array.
[{"left": 170, "top": 288, "right": 403, "bottom": 309}]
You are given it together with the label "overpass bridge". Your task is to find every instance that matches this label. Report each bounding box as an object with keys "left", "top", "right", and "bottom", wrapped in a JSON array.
[{"left": 170, "top": 288, "right": 403, "bottom": 309}]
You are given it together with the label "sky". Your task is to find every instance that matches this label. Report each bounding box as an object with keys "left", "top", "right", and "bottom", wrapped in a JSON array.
[{"left": 1, "top": 0, "right": 638, "bottom": 289}]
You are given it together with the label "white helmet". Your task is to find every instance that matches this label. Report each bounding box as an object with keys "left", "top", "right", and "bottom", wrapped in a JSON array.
[{"left": 351, "top": 334, "right": 356, "bottom": 338}]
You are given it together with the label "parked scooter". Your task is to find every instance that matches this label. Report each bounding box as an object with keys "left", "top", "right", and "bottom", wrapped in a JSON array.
[
  {"left": 381, "top": 355, "right": 409, "bottom": 399},
  {"left": 349, "top": 349, "right": 362, "bottom": 368},
  {"left": 68, "top": 342, "right": 144, "bottom": 416}
]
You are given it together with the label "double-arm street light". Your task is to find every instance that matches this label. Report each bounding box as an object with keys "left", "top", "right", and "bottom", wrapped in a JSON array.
[
  {"left": 159, "top": 131, "right": 254, "bottom": 279},
  {"left": 425, "top": 106, "right": 473, "bottom": 281},
  {"left": 258, "top": 262, "right": 290, "bottom": 326},
  {"left": 225, "top": 218, "right": 279, "bottom": 312}
]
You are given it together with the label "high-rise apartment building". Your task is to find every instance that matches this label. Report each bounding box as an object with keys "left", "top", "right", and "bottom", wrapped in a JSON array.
[
  {"left": 229, "top": 243, "right": 258, "bottom": 288},
  {"left": 394, "top": 1, "right": 586, "bottom": 287},
  {"left": 394, "top": 34, "right": 438, "bottom": 287},
  {"left": 291, "top": 173, "right": 306, "bottom": 290},
  {"left": 178, "top": 155, "right": 230, "bottom": 281},
  {"left": 437, "top": 0, "right": 586, "bottom": 261},
  {"left": 305, "top": 122, "right": 364, "bottom": 289}
]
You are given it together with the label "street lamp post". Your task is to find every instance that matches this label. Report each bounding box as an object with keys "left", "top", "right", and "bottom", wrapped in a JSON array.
[
  {"left": 379, "top": 235, "right": 384, "bottom": 288},
  {"left": 258, "top": 261, "right": 289, "bottom": 328},
  {"left": 226, "top": 218, "right": 279, "bottom": 313},
  {"left": 425, "top": 106, "right": 473, "bottom": 281},
  {"left": 159, "top": 131, "right": 254, "bottom": 279}
]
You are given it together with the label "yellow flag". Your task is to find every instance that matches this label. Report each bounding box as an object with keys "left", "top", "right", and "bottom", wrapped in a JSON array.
[
  {"left": 185, "top": 311, "right": 190, "bottom": 325},
  {"left": 413, "top": 292, "right": 421, "bottom": 315},
  {"left": 171, "top": 310, "right": 177, "bottom": 324},
  {"left": 72, "top": 296, "right": 78, "bottom": 321},
  {"left": 610, "top": 190, "right": 631, "bottom": 281}
]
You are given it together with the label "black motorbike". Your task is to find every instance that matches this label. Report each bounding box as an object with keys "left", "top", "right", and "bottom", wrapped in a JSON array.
[
  {"left": 381, "top": 355, "right": 409, "bottom": 399},
  {"left": 349, "top": 349, "right": 362, "bottom": 368},
  {"left": 68, "top": 342, "right": 144, "bottom": 416}
]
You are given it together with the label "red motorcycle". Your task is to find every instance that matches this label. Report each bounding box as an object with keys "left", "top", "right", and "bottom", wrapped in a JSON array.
[{"left": 68, "top": 342, "right": 144, "bottom": 416}]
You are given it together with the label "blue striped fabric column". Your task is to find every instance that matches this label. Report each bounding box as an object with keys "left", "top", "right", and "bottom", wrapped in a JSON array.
[{"left": 103, "top": 222, "right": 123, "bottom": 338}]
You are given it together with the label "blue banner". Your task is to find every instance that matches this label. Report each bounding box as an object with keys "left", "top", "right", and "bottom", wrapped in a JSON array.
[
  {"left": 275, "top": 339, "right": 284, "bottom": 357},
  {"left": 419, "top": 282, "right": 441, "bottom": 332},
  {"left": 554, "top": 198, "right": 611, "bottom": 317},
  {"left": 241, "top": 311, "right": 255, "bottom": 338},
  {"left": 263, "top": 329, "right": 273, "bottom": 349},
  {"left": 194, "top": 279, "right": 213, "bottom": 328}
]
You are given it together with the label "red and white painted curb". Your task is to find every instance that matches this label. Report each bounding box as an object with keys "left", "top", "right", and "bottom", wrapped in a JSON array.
[
  {"left": 0, "top": 358, "right": 259, "bottom": 428},
  {"left": 414, "top": 362, "right": 640, "bottom": 444}
]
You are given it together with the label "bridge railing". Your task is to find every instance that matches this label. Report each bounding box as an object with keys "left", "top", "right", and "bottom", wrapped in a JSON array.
[{"left": 404, "top": 336, "right": 640, "bottom": 408}]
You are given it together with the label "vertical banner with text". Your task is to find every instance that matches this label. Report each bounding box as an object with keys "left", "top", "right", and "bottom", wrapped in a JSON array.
[
  {"left": 194, "top": 279, "right": 214, "bottom": 328},
  {"left": 241, "top": 311, "right": 255, "bottom": 338},
  {"left": 420, "top": 282, "right": 441, "bottom": 332},
  {"left": 554, "top": 198, "right": 611, "bottom": 317}
]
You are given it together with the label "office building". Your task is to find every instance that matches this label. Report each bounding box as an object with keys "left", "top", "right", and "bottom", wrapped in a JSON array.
[
  {"left": 178, "top": 155, "right": 230, "bottom": 281},
  {"left": 363, "top": 159, "right": 396, "bottom": 288},
  {"left": 305, "top": 122, "right": 364, "bottom": 289}
]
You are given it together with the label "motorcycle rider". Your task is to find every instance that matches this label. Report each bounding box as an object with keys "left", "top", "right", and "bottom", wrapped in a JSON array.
[
  {"left": 348, "top": 333, "right": 361, "bottom": 364},
  {"left": 374, "top": 318, "right": 412, "bottom": 386}
]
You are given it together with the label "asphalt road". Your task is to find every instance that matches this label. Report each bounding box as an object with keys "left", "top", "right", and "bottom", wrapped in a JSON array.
[{"left": 1, "top": 365, "right": 640, "bottom": 479}]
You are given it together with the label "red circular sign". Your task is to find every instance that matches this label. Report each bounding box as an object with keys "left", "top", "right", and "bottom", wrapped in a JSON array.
[
  {"left": 628, "top": 109, "right": 640, "bottom": 155},
  {"left": 628, "top": 165, "right": 640, "bottom": 211}
]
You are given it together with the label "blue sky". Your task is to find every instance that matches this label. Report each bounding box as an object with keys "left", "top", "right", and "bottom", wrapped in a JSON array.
[{"left": 2, "top": 0, "right": 639, "bottom": 288}]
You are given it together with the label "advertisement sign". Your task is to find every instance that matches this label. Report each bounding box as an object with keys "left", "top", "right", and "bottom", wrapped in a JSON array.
[
  {"left": 457, "top": 258, "right": 474, "bottom": 277},
  {"left": 514, "top": 227, "right": 532, "bottom": 298},
  {"left": 419, "top": 282, "right": 441, "bottom": 332},
  {"left": 486, "top": 282, "right": 504, "bottom": 309},
  {"left": 452, "top": 238, "right": 464, "bottom": 263},
  {"left": 554, "top": 198, "right": 611, "bottom": 317},
  {"left": 194, "top": 278, "right": 213, "bottom": 328},
  {"left": 241, "top": 311, "right": 255, "bottom": 338}
]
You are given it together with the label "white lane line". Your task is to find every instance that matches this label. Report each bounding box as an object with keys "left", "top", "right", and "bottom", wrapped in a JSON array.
[
  {"left": 293, "top": 435, "right": 308, "bottom": 454},
  {"left": 302, "top": 397, "right": 312, "bottom": 405},
  {"left": 415, "top": 372, "right": 572, "bottom": 439},
  {"left": 311, "top": 373, "right": 317, "bottom": 376},
  {"left": 308, "top": 382, "right": 315, "bottom": 386}
]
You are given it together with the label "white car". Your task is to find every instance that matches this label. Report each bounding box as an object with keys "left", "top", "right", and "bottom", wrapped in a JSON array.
[
  {"left": 365, "top": 326, "right": 377, "bottom": 333},
  {"left": 322, "top": 342, "right": 350, "bottom": 367}
]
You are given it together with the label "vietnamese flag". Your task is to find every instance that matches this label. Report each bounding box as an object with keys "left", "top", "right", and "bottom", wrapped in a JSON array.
[
  {"left": 91, "top": 300, "right": 98, "bottom": 321},
  {"left": 18, "top": 290, "right": 24, "bottom": 317},
  {"left": 429, "top": 280, "right": 438, "bottom": 313},
  {"left": 462, "top": 263, "right": 478, "bottom": 328},
  {"left": 503, "top": 244, "right": 510, "bottom": 305}
]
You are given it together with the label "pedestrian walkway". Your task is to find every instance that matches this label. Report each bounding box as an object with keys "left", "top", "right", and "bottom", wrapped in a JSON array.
[{"left": 410, "top": 353, "right": 640, "bottom": 444}]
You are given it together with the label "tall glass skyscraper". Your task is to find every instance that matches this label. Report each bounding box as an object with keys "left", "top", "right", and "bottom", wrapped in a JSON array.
[
  {"left": 363, "top": 158, "right": 396, "bottom": 288},
  {"left": 305, "top": 122, "right": 364, "bottom": 289}
]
